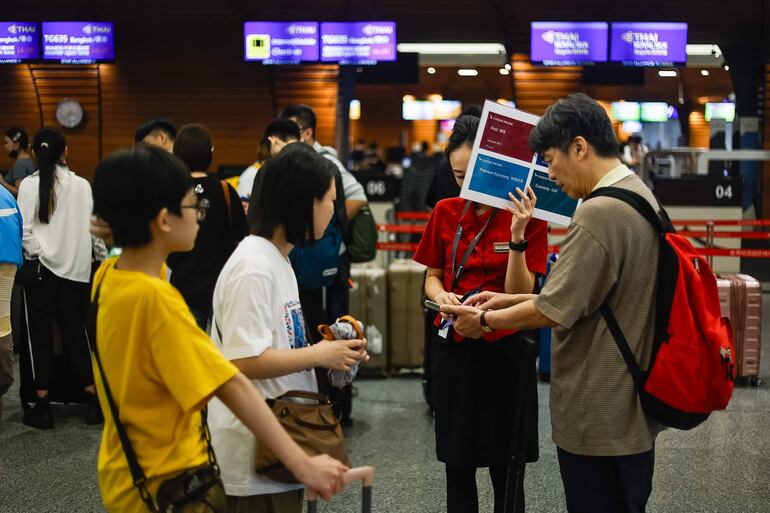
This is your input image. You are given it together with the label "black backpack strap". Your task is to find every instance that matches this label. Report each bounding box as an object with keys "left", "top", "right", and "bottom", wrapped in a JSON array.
[
  {"left": 88, "top": 274, "right": 218, "bottom": 512},
  {"left": 600, "top": 303, "right": 646, "bottom": 393},
  {"left": 584, "top": 186, "right": 672, "bottom": 395},
  {"left": 88, "top": 282, "right": 158, "bottom": 512},
  {"left": 584, "top": 186, "right": 673, "bottom": 234}
]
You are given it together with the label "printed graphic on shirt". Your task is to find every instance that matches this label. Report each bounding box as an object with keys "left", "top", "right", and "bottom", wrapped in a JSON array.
[
  {"left": 284, "top": 300, "right": 308, "bottom": 349},
  {"left": 195, "top": 183, "right": 204, "bottom": 196}
]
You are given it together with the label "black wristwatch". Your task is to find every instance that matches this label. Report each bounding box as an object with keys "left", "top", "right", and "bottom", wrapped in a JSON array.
[
  {"left": 509, "top": 239, "right": 529, "bottom": 252},
  {"left": 480, "top": 310, "right": 495, "bottom": 333}
]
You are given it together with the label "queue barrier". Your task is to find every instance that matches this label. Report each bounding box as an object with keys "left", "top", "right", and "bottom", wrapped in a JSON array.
[{"left": 378, "top": 213, "right": 770, "bottom": 261}]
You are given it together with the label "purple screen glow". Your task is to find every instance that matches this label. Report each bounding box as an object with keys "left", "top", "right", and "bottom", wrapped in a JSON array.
[
  {"left": 42, "top": 22, "right": 114, "bottom": 63},
  {"left": 320, "top": 22, "right": 396, "bottom": 64},
  {"left": 243, "top": 22, "right": 319, "bottom": 63},
  {"left": 610, "top": 22, "right": 687, "bottom": 66},
  {"left": 530, "top": 22, "right": 608, "bottom": 65},
  {"left": 0, "top": 22, "right": 39, "bottom": 63}
]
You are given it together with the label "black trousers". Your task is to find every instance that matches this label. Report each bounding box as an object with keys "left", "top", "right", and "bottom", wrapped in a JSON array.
[
  {"left": 445, "top": 464, "right": 523, "bottom": 513},
  {"left": 557, "top": 446, "right": 655, "bottom": 513},
  {"left": 24, "top": 265, "right": 93, "bottom": 391}
]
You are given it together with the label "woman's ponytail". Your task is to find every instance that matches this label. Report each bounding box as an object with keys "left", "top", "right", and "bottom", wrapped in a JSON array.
[{"left": 32, "top": 128, "right": 66, "bottom": 224}]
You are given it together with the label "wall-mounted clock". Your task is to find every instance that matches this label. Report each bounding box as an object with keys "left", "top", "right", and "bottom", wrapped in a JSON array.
[{"left": 55, "top": 98, "right": 84, "bottom": 128}]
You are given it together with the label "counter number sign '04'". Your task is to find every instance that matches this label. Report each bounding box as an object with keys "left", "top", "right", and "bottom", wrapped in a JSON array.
[{"left": 715, "top": 184, "right": 733, "bottom": 200}]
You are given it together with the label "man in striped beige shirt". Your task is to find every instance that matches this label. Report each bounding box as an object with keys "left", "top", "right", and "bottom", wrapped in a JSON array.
[{"left": 443, "top": 93, "right": 661, "bottom": 513}]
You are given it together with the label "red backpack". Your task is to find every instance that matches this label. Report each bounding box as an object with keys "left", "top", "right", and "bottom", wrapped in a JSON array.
[{"left": 586, "top": 187, "right": 736, "bottom": 430}]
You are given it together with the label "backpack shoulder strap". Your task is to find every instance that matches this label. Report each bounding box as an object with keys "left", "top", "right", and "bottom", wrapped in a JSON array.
[
  {"left": 220, "top": 180, "right": 233, "bottom": 229},
  {"left": 584, "top": 186, "right": 671, "bottom": 234}
]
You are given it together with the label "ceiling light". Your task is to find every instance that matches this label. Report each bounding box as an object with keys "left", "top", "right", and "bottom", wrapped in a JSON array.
[
  {"left": 701, "top": 69, "right": 710, "bottom": 76},
  {"left": 428, "top": 94, "right": 443, "bottom": 102},
  {"left": 658, "top": 70, "right": 678, "bottom": 78},
  {"left": 349, "top": 100, "right": 361, "bottom": 120},
  {"left": 505, "top": 63, "right": 512, "bottom": 70},
  {"left": 724, "top": 65, "right": 730, "bottom": 71},
  {"left": 458, "top": 69, "right": 479, "bottom": 77},
  {"left": 427, "top": 67, "right": 436, "bottom": 74},
  {"left": 397, "top": 43, "right": 506, "bottom": 55},
  {"left": 499, "top": 68, "right": 510, "bottom": 75},
  {"left": 402, "top": 95, "right": 416, "bottom": 102}
]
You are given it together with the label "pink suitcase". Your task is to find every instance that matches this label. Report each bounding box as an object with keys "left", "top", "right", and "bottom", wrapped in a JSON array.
[{"left": 717, "top": 274, "right": 763, "bottom": 385}]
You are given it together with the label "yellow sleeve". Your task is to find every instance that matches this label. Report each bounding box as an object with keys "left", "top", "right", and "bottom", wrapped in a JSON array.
[{"left": 149, "top": 288, "right": 239, "bottom": 413}]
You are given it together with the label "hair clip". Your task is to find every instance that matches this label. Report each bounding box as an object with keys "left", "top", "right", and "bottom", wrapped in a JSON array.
[{"left": 40, "top": 142, "right": 49, "bottom": 148}]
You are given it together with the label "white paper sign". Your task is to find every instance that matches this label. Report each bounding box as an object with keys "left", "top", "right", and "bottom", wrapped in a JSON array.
[{"left": 459, "top": 100, "right": 580, "bottom": 226}]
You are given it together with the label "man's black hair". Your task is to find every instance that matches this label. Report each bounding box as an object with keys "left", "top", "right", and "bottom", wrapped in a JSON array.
[
  {"left": 445, "top": 115, "right": 480, "bottom": 160},
  {"left": 529, "top": 93, "right": 619, "bottom": 158},
  {"left": 248, "top": 142, "right": 335, "bottom": 247},
  {"left": 263, "top": 118, "right": 301, "bottom": 144},
  {"left": 459, "top": 105, "right": 483, "bottom": 118},
  {"left": 134, "top": 118, "right": 177, "bottom": 143},
  {"left": 174, "top": 123, "right": 213, "bottom": 172},
  {"left": 93, "top": 144, "right": 193, "bottom": 247},
  {"left": 279, "top": 104, "right": 317, "bottom": 133}
]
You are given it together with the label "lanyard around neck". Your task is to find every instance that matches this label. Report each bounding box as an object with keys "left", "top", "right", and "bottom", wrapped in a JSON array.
[{"left": 450, "top": 201, "right": 496, "bottom": 293}]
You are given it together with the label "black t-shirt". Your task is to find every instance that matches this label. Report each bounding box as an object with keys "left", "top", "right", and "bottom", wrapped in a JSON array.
[{"left": 168, "top": 175, "right": 249, "bottom": 312}]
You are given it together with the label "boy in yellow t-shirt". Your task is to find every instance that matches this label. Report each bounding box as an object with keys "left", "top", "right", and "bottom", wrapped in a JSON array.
[{"left": 90, "top": 144, "right": 348, "bottom": 513}]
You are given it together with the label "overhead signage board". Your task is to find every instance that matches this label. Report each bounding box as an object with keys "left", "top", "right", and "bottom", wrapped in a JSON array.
[
  {"left": 243, "top": 22, "right": 319, "bottom": 64},
  {"left": 530, "top": 21, "right": 608, "bottom": 65},
  {"left": 0, "top": 22, "right": 39, "bottom": 63},
  {"left": 610, "top": 22, "right": 687, "bottom": 66},
  {"left": 320, "top": 22, "right": 396, "bottom": 65},
  {"left": 42, "top": 21, "right": 114, "bottom": 63}
]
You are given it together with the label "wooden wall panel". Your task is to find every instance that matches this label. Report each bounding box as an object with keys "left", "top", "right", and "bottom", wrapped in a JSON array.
[
  {"left": 28, "top": 64, "right": 101, "bottom": 181},
  {"left": 270, "top": 66, "right": 340, "bottom": 148},
  {"left": 688, "top": 111, "right": 711, "bottom": 149},
  {"left": 410, "top": 120, "right": 437, "bottom": 150},
  {"left": 0, "top": 66, "right": 41, "bottom": 173},
  {"left": 512, "top": 55, "right": 582, "bottom": 115}
]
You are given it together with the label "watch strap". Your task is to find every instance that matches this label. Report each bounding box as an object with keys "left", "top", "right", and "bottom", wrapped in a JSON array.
[{"left": 509, "top": 239, "right": 528, "bottom": 252}]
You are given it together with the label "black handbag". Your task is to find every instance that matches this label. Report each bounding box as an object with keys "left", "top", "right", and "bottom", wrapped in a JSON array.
[
  {"left": 15, "top": 258, "right": 41, "bottom": 287},
  {"left": 88, "top": 279, "right": 227, "bottom": 513}
]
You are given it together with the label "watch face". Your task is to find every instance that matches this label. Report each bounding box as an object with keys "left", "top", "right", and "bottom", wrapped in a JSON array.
[{"left": 55, "top": 99, "right": 84, "bottom": 128}]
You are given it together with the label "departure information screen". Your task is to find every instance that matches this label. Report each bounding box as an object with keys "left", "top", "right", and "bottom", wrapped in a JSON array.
[
  {"left": 42, "top": 22, "right": 114, "bottom": 63},
  {"left": 321, "top": 22, "right": 396, "bottom": 65},
  {"left": 530, "top": 22, "right": 608, "bottom": 65},
  {"left": 243, "top": 22, "right": 319, "bottom": 64},
  {"left": 610, "top": 22, "right": 687, "bottom": 66},
  {"left": 0, "top": 22, "right": 39, "bottom": 63}
]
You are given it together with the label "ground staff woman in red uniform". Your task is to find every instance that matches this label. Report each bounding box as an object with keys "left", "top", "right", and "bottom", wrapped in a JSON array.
[{"left": 413, "top": 115, "right": 547, "bottom": 513}]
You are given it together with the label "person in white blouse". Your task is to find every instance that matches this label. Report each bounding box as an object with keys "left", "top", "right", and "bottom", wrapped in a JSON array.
[{"left": 16, "top": 127, "right": 100, "bottom": 430}]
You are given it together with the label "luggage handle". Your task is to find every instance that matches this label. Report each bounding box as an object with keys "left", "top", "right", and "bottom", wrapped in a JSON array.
[{"left": 307, "top": 466, "right": 374, "bottom": 513}]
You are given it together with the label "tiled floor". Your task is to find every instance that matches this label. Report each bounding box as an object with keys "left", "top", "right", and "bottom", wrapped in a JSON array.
[{"left": 1, "top": 294, "right": 769, "bottom": 512}]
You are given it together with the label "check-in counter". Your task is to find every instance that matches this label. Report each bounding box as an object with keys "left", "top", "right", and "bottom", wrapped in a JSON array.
[{"left": 653, "top": 175, "right": 743, "bottom": 273}]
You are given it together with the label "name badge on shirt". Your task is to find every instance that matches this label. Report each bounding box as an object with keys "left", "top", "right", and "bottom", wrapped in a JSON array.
[{"left": 493, "top": 242, "right": 509, "bottom": 253}]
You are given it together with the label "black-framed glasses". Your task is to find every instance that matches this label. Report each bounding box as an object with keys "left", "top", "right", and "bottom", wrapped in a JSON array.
[{"left": 180, "top": 198, "right": 210, "bottom": 222}]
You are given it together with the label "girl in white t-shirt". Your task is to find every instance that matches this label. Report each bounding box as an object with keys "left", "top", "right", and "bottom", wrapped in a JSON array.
[{"left": 209, "top": 142, "right": 368, "bottom": 513}]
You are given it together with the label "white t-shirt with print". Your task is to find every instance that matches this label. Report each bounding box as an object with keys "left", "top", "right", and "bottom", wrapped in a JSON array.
[{"left": 208, "top": 235, "right": 317, "bottom": 496}]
